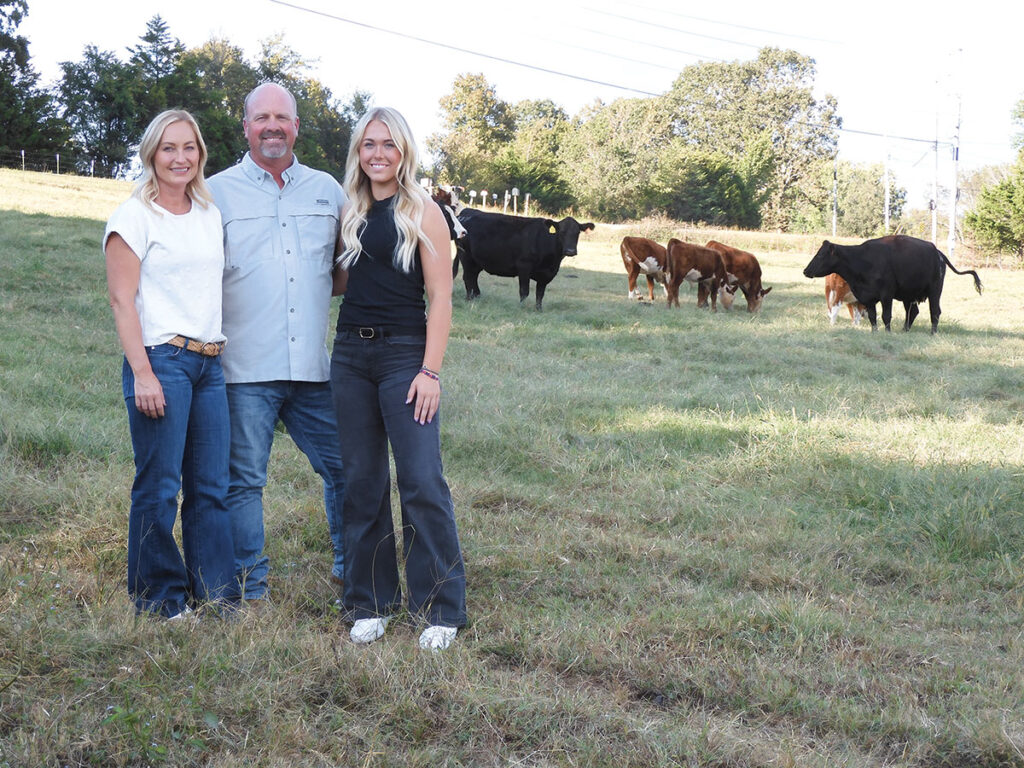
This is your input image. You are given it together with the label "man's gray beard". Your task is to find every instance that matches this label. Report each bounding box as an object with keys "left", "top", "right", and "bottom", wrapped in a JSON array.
[{"left": 259, "top": 141, "right": 289, "bottom": 160}]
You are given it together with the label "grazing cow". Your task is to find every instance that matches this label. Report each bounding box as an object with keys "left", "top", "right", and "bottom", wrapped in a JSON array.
[
  {"left": 803, "top": 235, "right": 982, "bottom": 333},
  {"left": 455, "top": 209, "right": 595, "bottom": 310},
  {"left": 620, "top": 236, "right": 668, "bottom": 301},
  {"left": 704, "top": 240, "right": 772, "bottom": 313},
  {"left": 665, "top": 239, "right": 727, "bottom": 310},
  {"left": 824, "top": 273, "right": 866, "bottom": 325}
]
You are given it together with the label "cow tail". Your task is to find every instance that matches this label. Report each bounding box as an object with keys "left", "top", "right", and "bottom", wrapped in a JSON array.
[
  {"left": 452, "top": 245, "right": 462, "bottom": 278},
  {"left": 939, "top": 251, "right": 982, "bottom": 295}
]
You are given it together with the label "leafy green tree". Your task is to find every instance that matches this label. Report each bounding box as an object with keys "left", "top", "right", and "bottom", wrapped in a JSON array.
[
  {"left": 178, "top": 38, "right": 260, "bottom": 173},
  {"left": 477, "top": 98, "right": 573, "bottom": 212},
  {"left": 429, "top": 73, "right": 514, "bottom": 188},
  {"left": 964, "top": 161, "right": 1024, "bottom": 259},
  {"left": 0, "top": 0, "right": 68, "bottom": 161},
  {"left": 58, "top": 45, "right": 142, "bottom": 176},
  {"left": 665, "top": 47, "right": 840, "bottom": 230},
  {"left": 558, "top": 96, "right": 673, "bottom": 219},
  {"left": 648, "top": 140, "right": 762, "bottom": 227},
  {"left": 838, "top": 163, "right": 906, "bottom": 237},
  {"left": 485, "top": 145, "right": 573, "bottom": 213},
  {"left": 788, "top": 160, "right": 906, "bottom": 237}
]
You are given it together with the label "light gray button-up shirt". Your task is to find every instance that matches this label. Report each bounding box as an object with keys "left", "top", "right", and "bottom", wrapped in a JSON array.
[{"left": 209, "top": 153, "right": 345, "bottom": 384}]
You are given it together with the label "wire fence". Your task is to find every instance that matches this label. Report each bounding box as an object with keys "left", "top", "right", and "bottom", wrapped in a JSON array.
[{"left": 0, "top": 148, "right": 108, "bottom": 176}]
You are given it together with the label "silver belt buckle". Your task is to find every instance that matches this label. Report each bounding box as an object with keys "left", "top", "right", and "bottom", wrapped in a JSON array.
[{"left": 358, "top": 327, "right": 376, "bottom": 339}]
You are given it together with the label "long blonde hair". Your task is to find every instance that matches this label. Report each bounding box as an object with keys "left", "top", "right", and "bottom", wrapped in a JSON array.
[
  {"left": 133, "top": 109, "right": 213, "bottom": 211},
  {"left": 338, "top": 107, "right": 436, "bottom": 272}
]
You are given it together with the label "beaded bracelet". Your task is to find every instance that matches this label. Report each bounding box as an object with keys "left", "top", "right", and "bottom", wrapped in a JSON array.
[{"left": 419, "top": 366, "right": 440, "bottom": 381}]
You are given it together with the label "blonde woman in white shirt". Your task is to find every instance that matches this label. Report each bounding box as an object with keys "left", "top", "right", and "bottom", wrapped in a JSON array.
[{"left": 104, "top": 109, "right": 234, "bottom": 619}]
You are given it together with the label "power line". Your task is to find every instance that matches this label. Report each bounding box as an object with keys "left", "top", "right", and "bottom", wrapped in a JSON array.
[
  {"left": 577, "top": 25, "right": 728, "bottom": 63},
  {"left": 617, "top": 1, "right": 842, "bottom": 45},
  {"left": 266, "top": 0, "right": 660, "bottom": 97},
  {"left": 267, "top": 0, "right": 956, "bottom": 150},
  {"left": 583, "top": 6, "right": 763, "bottom": 48}
]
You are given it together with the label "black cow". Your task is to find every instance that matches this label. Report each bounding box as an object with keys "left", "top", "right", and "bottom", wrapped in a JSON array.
[
  {"left": 803, "top": 235, "right": 982, "bottom": 333},
  {"left": 454, "top": 209, "right": 595, "bottom": 310}
]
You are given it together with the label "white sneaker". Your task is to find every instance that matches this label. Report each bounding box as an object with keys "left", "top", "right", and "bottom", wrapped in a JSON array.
[
  {"left": 350, "top": 617, "right": 389, "bottom": 644},
  {"left": 418, "top": 625, "right": 457, "bottom": 651},
  {"left": 167, "top": 606, "right": 194, "bottom": 622}
]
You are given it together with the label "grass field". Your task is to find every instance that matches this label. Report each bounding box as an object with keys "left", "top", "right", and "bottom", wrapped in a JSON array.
[{"left": 1, "top": 168, "right": 1023, "bottom": 767}]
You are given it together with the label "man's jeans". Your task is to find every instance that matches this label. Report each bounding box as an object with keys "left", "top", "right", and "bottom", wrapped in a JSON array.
[
  {"left": 226, "top": 380, "right": 346, "bottom": 599},
  {"left": 123, "top": 345, "right": 235, "bottom": 617},
  {"left": 330, "top": 331, "right": 466, "bottom": 628}
]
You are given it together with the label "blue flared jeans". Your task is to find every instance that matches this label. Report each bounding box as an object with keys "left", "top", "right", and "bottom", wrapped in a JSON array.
[
  {"left": 122, "top": 344, "right": 235, "bottom": 617},
  {"left": 330, "top": 330, "right": 466, "bottom": 628}
]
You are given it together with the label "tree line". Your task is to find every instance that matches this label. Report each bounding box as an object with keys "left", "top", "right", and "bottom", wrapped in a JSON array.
[
  {"left": 4, "top": 1, "right": 1023, "bottom": 250},
  {"left": 2, "top": 5, "right": 368, "bottom": 181}
]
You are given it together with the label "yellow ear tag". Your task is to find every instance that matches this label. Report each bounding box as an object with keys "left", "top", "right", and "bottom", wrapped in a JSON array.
[{"left": 549, "top": 225, "right": 556, "bottom": 234}]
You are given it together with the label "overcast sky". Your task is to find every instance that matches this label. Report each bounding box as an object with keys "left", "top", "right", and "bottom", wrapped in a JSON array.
[{"left": 20, "top": 0, "right": 1023, "bottom": 206}]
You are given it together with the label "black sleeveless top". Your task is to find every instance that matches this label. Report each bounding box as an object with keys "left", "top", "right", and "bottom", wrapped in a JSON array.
[{"left": 336, "top": 195, "right": 427, "bottom": 330}]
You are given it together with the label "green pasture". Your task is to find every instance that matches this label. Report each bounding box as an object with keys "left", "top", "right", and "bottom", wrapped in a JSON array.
[{"left": 1, "top": 168, "right": 1022, "bottom": 767}]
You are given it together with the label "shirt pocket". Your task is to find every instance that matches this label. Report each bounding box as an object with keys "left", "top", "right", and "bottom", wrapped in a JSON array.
[
  {"left": 221, "top": 207, "right": 278, "bottom": 272},
  {"left": 292, "top": 208, "right": 339, "bottom": 264}
]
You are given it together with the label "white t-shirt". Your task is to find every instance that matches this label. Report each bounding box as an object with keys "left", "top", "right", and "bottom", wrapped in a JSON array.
[{"left": 104, "top": 196, "right": 226, "bottom": 347}]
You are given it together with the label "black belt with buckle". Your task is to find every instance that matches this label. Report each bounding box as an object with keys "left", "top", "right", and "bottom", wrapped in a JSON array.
[{"left": 340, "top": 325, "right": 427, "bottom": 340}]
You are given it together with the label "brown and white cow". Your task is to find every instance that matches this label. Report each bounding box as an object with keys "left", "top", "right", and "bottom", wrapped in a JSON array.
[
  {"left": 620, "top": 236, "right": 668, "bottom": 301},
  {"left": 665, "top": 239, "right": 726, "bottom": 310},
  {"left": 704, "top": 240, "right": 772, "bottom": 313},
  {"left": 825, "top": 272, "right": 866, "bottom": 325}
]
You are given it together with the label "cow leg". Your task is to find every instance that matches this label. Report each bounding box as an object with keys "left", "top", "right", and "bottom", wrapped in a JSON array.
[
  {"left": 666, "top": 282, "right": 679, "bottom": 308},
  {"left": 708, "top": 281, "right": 718, "bottom": 312},
  {"left": 458, "top": 246, "right": 482, "bottom": 300},
  {"left": 865, "top": 303, "right": 879, "bottom": 331},
  {"left": 534, "top": 280, "right": 548, "bottom": 312},
  {"left": 881, "top": 299, "right": 893, "bottom": 331},
  {"left": 646, "top": 276, "right": 655, "bottom": 302},
  {"left": 518, "top": 273, "right": 532, "bottom": 305},
  {"left": 626, "top": 265, "right": 639, "bottom": 299},
  {"left": 903, "top": 301, "right": 919, "bottom": 331},
  {"left": 928, "top": 298, "right": 941, "bottom": 334}
]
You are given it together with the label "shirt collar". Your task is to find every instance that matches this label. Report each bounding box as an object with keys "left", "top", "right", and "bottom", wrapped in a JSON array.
[{"left": 241, "top": 152, "right": 301, "bottom": 187}]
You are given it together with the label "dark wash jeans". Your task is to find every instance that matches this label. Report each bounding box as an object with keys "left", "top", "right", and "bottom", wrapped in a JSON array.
[
  {"left": 330, "top": 329, "right": 466, "bottom": 628},
  {"left": 122, "top": 344, "right": 235, "bottom": 617}
]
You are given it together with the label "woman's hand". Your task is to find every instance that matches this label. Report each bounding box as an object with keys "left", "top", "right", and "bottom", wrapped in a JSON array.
[
  {"left": 407, "top": 371, "right": 440, "bottom": 425},
  {"left": 134, "top": 369, "right": 166, "bottom": 418}
]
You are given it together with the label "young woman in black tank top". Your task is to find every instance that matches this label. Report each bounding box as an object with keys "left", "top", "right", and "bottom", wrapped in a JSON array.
[{"left": 330, "top": 107, "right": 466, "bottom": 650}]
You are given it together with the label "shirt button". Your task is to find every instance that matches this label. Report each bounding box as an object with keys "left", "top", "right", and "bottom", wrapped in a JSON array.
[
  {"left": 289, "top": 308, "right": 295, "bottom": 313},
  {"left": 290, "top": 277, "right": 295, "bottom": 282},
  {"left": 282, "top": 222, "right": 287, "bottom": 227},
  {"left": 286, "top": 249, "right": 291, "bottom": 254},
  {"left": 290, "top": 336, "right": 296, "bottom": 342}
]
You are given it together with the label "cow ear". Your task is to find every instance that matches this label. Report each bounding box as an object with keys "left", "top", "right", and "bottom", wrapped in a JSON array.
[
  {"left": 583, "top": 222, "right": 595, "bottom": 231},
  {"left": 762, "top": 286, "right": 772, "bottom": 296}
]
